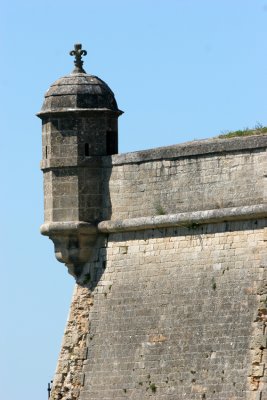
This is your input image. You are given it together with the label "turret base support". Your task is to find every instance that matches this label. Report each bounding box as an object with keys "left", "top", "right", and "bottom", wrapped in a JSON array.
[{"left": 40, "top": 222, "right": 98, "bottom": 278}]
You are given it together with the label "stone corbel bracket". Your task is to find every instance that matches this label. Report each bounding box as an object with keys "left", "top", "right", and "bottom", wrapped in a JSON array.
[{"left": 40, "top": 221, "right": 98, "bottom": 278}]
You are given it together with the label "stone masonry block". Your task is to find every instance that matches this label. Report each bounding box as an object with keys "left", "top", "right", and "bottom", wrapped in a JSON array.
[{"left": 251, "top": 336, "right": 267, "bottom": 350}]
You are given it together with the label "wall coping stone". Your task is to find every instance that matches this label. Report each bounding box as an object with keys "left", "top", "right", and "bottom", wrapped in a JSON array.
[
  {"left": 108, "top": 135, "right": 267, "bottom": 166},
  {"left": 98, "top": 204, "right": 267, "bottom": 233}
]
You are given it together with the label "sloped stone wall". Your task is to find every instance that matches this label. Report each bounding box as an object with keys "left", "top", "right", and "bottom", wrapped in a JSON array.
[
  {"left": 50, "top": 286, "right": 93, "bottom": 400},
  {"left": 77, "top": 220, "right": 266, "bottom": 399},
  {"left": 50, "top": 136, "right": 267, "bottom": 399}
]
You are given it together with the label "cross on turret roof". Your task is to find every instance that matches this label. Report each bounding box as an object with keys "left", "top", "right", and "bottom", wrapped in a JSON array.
[{"left": 69, "top": 43, "right": 87, "bottom": 73}]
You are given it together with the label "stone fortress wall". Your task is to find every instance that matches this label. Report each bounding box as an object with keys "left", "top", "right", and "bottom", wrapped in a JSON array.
[{"left": 50, "top": 135, "right": 267, "bottom": 400}]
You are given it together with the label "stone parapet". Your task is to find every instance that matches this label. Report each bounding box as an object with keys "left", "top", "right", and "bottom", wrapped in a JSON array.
[
  {"left": 108, "top": 134, "right": 267, "bottom": 165},
  {"left": 102, "top": 135, "right": 267, "bottom": 220}
]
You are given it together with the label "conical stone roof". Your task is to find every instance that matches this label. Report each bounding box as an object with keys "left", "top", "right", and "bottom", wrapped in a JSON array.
[{"left": 38, "top": 44, "right": 122, "bottom": 116}]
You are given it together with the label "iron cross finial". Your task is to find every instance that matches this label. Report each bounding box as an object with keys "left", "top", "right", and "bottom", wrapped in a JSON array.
[{"left": 69, "top": 43, "right": 87, "bottom": 73}]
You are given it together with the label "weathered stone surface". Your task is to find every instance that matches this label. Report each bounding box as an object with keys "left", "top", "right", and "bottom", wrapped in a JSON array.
[
  {"left": 76, "top": 220, "right": 266, "bottom": 399},
  {"left": 46, "top": 136, "right": 267, "bottom": 399},
  {"left": 50, "top": 285, "right": 93, "bottom": 400},
  {"left": 98, "top": 204, "right": 267, "bottom": 233},
  {"left": 41, "top": 222, "right": 98, "bottom": 277},
  {"left": 45, "top": 135, "right": 267, "bottom": 399},
  {"left": 102, "top": 135, "right": 267, "bottom": 220},
  {"left": 38, "top": 73, "right": 122, "bottom": 115},
  {"left": 109, "top": 134, "right": 267, "bottom": 164}
]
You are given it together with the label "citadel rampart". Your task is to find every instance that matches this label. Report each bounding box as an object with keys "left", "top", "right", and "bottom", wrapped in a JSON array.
[
  {"left": 49, "top": 136, "right": 267, "bottom": 400},
  {"left": 39, "top": 45, "right": 267, "bottom": 400}
]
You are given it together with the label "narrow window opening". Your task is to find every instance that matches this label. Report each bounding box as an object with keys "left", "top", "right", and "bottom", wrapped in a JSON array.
[
  {"left": 85, "top": 143, "right": 89, "bottom": 157},
  {"left": 45, "top": 146, "right": 48, "bottom": 159},
  {"left": 106, "top": 131, "right": 118, "bottom": 155}
]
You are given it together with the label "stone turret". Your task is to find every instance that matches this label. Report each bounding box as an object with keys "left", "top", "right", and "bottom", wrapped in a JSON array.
[{"left": 37, "top": 44, "right": 123, "bottom": 277}]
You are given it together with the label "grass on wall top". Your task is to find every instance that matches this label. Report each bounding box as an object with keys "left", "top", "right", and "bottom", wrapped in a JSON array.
[{"left": 218, "top": 123, "right": 267, "bottom": 139}]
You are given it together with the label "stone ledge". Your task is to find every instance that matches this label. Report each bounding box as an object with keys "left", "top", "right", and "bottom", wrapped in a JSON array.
[
  {"left": 40, "top": 155, "right": 103, "bottom": 170},
  {"left": 40, "top": 221, "right": 97, "bottom": 236},
  {"left": 36, "top": 108, "right": 121, "bottom": 118},
  {"left": 108, "top": 135, "right": 267, "bottom": 166},
  {"left": 98, "top": 204, "right": 267, "bottom": 233}
]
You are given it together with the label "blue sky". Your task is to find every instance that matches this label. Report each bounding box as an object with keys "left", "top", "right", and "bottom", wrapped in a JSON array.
[{"left": 1, "top": 1, "right": 267, "bottom": 399}]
